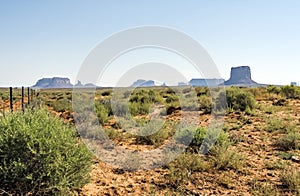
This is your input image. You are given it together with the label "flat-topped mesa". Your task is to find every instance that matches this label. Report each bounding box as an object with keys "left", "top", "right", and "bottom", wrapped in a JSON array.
[
  {"left": 33, "top": 77, "right": 73, "bottom": 89},
  {"left": 223, "top": 66, "right": 258, "bottom": 86}
]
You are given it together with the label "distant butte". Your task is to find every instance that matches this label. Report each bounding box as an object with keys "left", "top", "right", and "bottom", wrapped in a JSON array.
[{"left": 223, "top": 66, "right": 260, "bottom": 86}]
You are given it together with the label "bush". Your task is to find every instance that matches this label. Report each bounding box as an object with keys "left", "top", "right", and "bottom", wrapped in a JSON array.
[
  {"left": 95, "top": 99, "right": 113, "bottom": 124},
  {"left": 198, "top": 95, "right": 212, "bottom": 114},
  {"left": 274, "top": 131, "right": 300, "bottom": 151},
  {"left": 209, "top": 142, "right": 244, "bottom": 171},
  {"left": 166, "top": 152, "right": 208, "bottom": 188},
  {"left": 280, "top": 168, "right": 300, "bottom": 194},
  {"left": 225, "top": 87, "right": 256, "bottom": 112},
  {"left": 101, "top": 90, "right": 112, "bottom": 96},
  {"left": 175, "top": 126, "right": 228, "bottom": 152},
  {"left": 281, "top": 85, "right": 300, "bottom": 99},
  {"left": 129, "top": 101, "right": 151, "bottom": 116},
  {"left": 0, "top": 109, "right": 92, "bottom": 195},
  {"left": 195, "top": 87, "right": 209, "bottom": 97},
  {"left": 263, "top": 117, "right": 286, "bottom": 133},
  {"left": 267, "top": 85, "right": 281, "bottom": 96},
  {"left": 128, "top": 89, "right": 163, "bottom": 116},
  {"left": 135, "top": 120, "right": 169, "bottom": 146},
  {"left": 52, "top": 99, "right": 72, "bottom": 112}
]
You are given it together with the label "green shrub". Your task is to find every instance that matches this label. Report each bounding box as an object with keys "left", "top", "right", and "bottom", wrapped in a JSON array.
[
  {"left": 129, "top": 101, "right": 151, "bottom": 116},
  {"left": 128, "top": 89, "right": 163, "bottom": 116},
  {"left": 135, "top": 120, "right": 169, "bottom": 146},
  {"left": 0, "top": 109, "right": 92, "bottom": 195},
  {"left": 281, "top": 85, "right": 300, "bottom": 99},
  {"left": 280, "top": 168, "right": 300, "bottom": 194},
  {"left": 166, "top": 152, "right": 208, "bottom": 187},
  {"left": 264, "top": 117, "right": 286, "bottom": 132},
  {"left": 209, "top": 142, "right": 244, "bottom": 171},
  {"left": 129, "top": 89, "right": 161, "bottom": 104},
  {"left": 249, "top": 180, "right": 279, "bottom": 196},
  {"left": 165, "top": 94, "right": 179, "bottom": 104},
  {"left": 195, "top": 87, "right": 209, "bottom": 97},
  {"left": 198, "top": 95, "right": 212, "bottom": 114},
  {"left": 48, "top": 99, "right": 72, "bottom": 112},
  {"left": 0, "top": 91, "right": 9, "bottom": 101},
  {"left": 267, "top": 85, "right": 281, "bottom": 96},
  {"left": 101, "top": 90, "right": 112, "bottom": 96},
  {"left": 175, "top": 126, "right": 228, "bottom": 152},
  {"left": 274, "top": 131, "right": 300, "bottom": 151},
  {"left": 225, "top": 87, "right": 256, "bottom": 112},
  {"left": 94, "top": 99, "right": 113, "bottom": 124}
]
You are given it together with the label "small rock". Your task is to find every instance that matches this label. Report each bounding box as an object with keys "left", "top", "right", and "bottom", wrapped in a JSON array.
[{"left": 291, "top": 156, "right": 300, "bottom": 163}]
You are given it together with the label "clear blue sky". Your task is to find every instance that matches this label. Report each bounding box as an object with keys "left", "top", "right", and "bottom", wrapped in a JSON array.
[{"left": 0, "top": 0, "right": 299, "bottom": 87}]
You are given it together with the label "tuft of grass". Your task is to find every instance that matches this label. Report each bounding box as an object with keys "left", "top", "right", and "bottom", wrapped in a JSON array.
[
  {"left": 166, "top": 152, "right": 208, "bottom": 188},
  {"left": 249, "top": 179, "right": 279, "bottom": 196},
  {"left": 263, "top": 117, "right": 286, "bottom": 133},
  {"left": 280, "top": 167, "right": 300, "bottom": 194},
  {"left": 274, "top": 131, "right": 300, "bottom": 151},
  {"left": 209, "top": 142, "right": 244, "bottom": 171},
  {"left": 135, "top": 120, "right": 169, "bottom": 147}
]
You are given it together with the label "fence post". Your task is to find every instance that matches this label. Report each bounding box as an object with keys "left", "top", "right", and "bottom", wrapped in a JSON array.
[
  {"left": 31, "top": 89, "right": 33, "bottom": 103},
  {"left": 27, "top": 87, "right": 30, "bottom": 105},
  {"left": 9, "top": 87, "right": 13, "bottom": 112},
  {"left": 22, "top": 86, "right": 24, "bottom": 112}
]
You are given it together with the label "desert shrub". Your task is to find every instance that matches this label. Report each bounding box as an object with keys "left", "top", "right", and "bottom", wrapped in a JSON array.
[
  {"left": 195, "top": 87, "right": 209, "bottom": 97},
  {"left": 225, "top": 87, "right": 256, "bottom": 112},
  {"left": 274, "top": 131, "right": 300, "bottom": 151},
  {"left": 129, "top": 89, "right": 161, "bottom": 103},
  {"left": 209, "top": 141, "right": 244, "bottom": 171},
  {"left": 281, "top": 85, "right": 300, "bottom": 99},
  {"left": 135, "top": 120, "right": 169, "bottom": 146},
  {"left": 129, "top": 101, "right": 151, "bottom": 116},
  {"left": 280, "top": 168, "right": 300, "bottom": 194},
  {"left": 50, "top": 99, "right": 72, "bottom": 112},
  {"left": 180, "top": 97, "right": 198, "bottom": 111},
  {"left": 112, "top": 102, "right": 128, "bottom": 116},
  {"left": 166, "top": 152, "right": 208, "bottom": 187},
  {"left": 0, "top": 109, "right": 92, "bottom": 195},
  {"left": 264, "top": 159, "right": 286, "bottom": 170},
  {"left": 267, "top": 85, "right": 281, "bottom": 96},
  {"left": 95, "top": 101, "right": 112, "bottom": 124},
  {"left": 249, "top": 180, "right": 279, "bottom": 196},
  {"left": 258, "top": 104, "right": 277, "bottom": 114},
  {"left": 165, "top": 94, "right": 179, "bottom": 103},
  {"left": 101, "top": 90, "right": 112, "bottom": 96},
  {"left": 264, "top": 117, "right": 286, "bottom": 132},
  {"left": 0, "top": 91, "right": 9, "bottom": 100},
  {"left": 175, "top": 126, "right": 228, "bottom": 152},
  {"left": 198, "top": 95, "right": 212, "bottom": 114},
  {"left": 129, "top": 89, "right": 163, "bottom": 116}
]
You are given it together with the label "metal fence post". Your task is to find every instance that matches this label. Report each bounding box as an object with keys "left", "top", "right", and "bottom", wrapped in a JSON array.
[
  {"left": 22, "top": 86, "right": 24, "bottom": 112},
  {"left": 9, "top": 87, "right": 13, "bottom": 112},
  {"left": 27, "top": 87, "right": 30, "bottom": 105}
]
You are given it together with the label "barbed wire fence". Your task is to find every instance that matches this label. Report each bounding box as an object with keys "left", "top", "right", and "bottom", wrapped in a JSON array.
[{"left": 0, "top": 87, "right": 36, "bottom": 116}]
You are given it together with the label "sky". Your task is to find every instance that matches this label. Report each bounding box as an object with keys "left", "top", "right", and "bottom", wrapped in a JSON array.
[{"left": 0, "top": 0, "right": 300, "bottom": 87}]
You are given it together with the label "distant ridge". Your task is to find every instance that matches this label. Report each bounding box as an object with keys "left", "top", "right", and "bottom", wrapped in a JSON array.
[
  {"left": 32, "top": 78, "right": 98, "bottom": 89},
  {"left": 32, "top": 66, "right": 269, "bottom": 89},
  {"left": 131, "top": 79, "right": 164, "bottom": 87},
  {"left": 189, "top": 78, "right": 225, "bottom": 87},
  {"left": 33, "top": 77, "right": 73, "bottom": 89}
]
